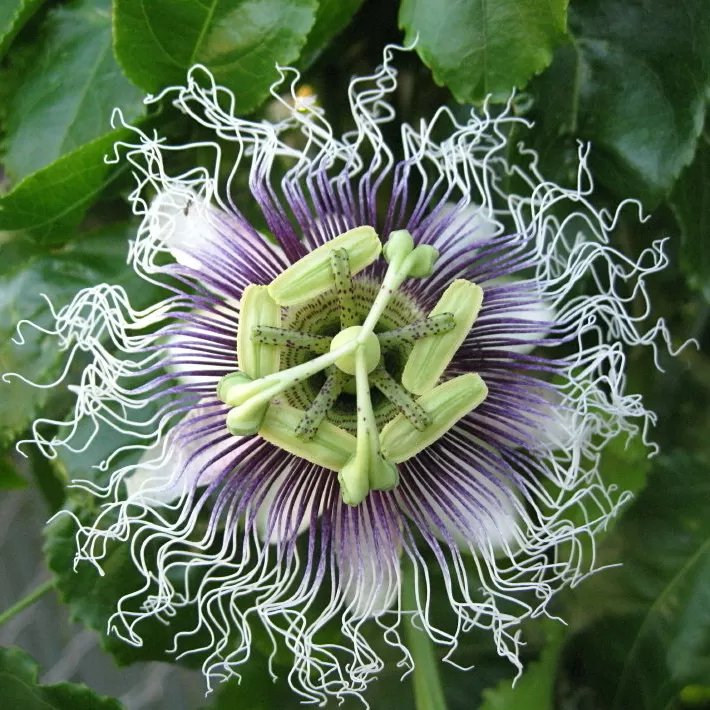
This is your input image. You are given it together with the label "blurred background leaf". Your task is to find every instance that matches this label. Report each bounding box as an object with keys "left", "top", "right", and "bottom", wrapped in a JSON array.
[
  {"left": 114, "top": 0, "right": 318, "bottom": 113},
  {"left": 0, "top": 129, "right": 133, "bottom": 243},
  {"left": 561, "top": 454, "right": 710, "bottom": 710},
  {"left": 529, "top": 0, "right": 710, "bottom": 207},
  {"left": 671, "top": 131, "right": 710, "bottom": 295},
  {"left": 0, "top": 646, "right": 125, "bottom": 709},
  {"left": 299, "top": 0, "right": 364, "bottom": 67},
  {"left": 2, "top": 0, "right": 143, "bottom": 182},
  {"left": 399, "top": 0, "right": 568, "bottom": 103},
  {"left": 0, "top": 223, "right": 160, "bottom": 447},
  {"left": 0, "top": 451, "right": 26, "bottom": 490},
  {"left": 480, "top": 624, "right": 565, "bottom": 710},
  {"left": 0, "top": 0, "right": 44, "bottom": 60}
]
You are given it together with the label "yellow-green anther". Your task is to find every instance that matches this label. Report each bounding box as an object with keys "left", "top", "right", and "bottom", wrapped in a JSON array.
[
  {"left": 402, "top": 280, "right": 484, "bottom": 395},
  {"left": 369, "top": 365, "right": 431, "bottom": 431},
  {"left": 406, "top": 245, "right": 439, "bottom": 278},
  {"left": 339, "top": 453, "right": 398, "bottom": 505},
  {"left": 330, "top": 326, "right": 381, "bottom": 375},
  {"left": 382, "top": 230, "right": 438, "bottom": 278},
  {"left": 237, "top": 285, "right": 281, "bottom": 379},
  {"left": 226, "top": 398, "right": 270, "bottom": 435},
  {"left": 218, "top": 372, "right": 274, "bottom": 407},
  {"left": 377, "top": 314, "right": 456, "bottom": 350},
  {"left": 217, "top": 371, "right": 253, "bottom": 404},
  {"left": 330, "top": 248, "right": 358, "bottom": 328},
  {"left": 383, "top": 229, "right": 414, "bottom": 264},
  {"left": 380, "top": 373, "right": 488, "bottom": 463},
  {"left": 268, "top": 226, "right": 381, "bottom": 306},
  {"left": 295, "top": 368, "right": 345, "bottom": 441},
  {"left": 252, "top": 326, "right": 331, "bottom": 354},
  {"left": 368, "top": 456, "right": 399, "bottom": 492},
  {"left": 259, "top": 404, "right": 356, "bottom": 471}
]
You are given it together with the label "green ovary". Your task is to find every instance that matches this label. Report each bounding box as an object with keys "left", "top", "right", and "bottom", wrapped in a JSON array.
[{"left": 217, "top": 227, "right": 487, "bottom": 505}]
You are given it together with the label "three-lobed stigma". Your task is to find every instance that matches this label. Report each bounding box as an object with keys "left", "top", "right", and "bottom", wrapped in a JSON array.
[{"left": 217, "top": 228, "right": 488, "bottom": 505}]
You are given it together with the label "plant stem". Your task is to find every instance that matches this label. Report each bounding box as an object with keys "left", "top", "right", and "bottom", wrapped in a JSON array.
[
  {"left": 401, "top": 559, "right": 448, "bottom": 710},
  {"left": 0, "top": 578, "right": 56, "bottom": 627}
]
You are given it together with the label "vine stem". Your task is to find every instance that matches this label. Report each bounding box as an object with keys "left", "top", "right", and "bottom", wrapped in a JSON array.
[
  {"left": 0, "top": 578, "right": 56, "bottom": 627},
  {"left": 401, "top": 559, "right": 449, "bottom": 710}
]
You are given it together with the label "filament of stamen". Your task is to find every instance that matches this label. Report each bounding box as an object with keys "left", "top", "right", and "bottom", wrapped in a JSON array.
[
  {"left": 330, "top": 249, "right": 359, "bottom": 328},
  {"left": 369, "top": 365, "right": 431, "bottom": 431},
  {"left": 252, "top": 326, "right": 331, "bottom": 354},
  {"left": 377, "top": 313, "right": 456, "bottom": 350},
  {"left": 295, "top": 368, "right": 345, "bottom": 441}
]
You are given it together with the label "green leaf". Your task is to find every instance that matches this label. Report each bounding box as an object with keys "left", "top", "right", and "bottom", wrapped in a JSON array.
[
  {"left": 43, "top": 492, "right": 209, "bottom": 667},
  {"left": 0, "top": 224, "right": 158, "bottom": 447},
  {"left": 300, "top": 0, "right": 363, "bottom": 66},
  {"left": 199, "top": 653, "right": 294, "bottom": 709},
  {"left": 671, "top": 134, "right": 710, "bottom": 291},
  {"left": 479, "top": 625, "right": 565, "bottom": 710},
  {"left": 398, "top": 0, "right": 568, "bottom": 104},
  {"left": 0, "top": 451, "right": 26, "bottom": 489},
  {"left": 114, "top": 0, "right": 318, "bottom": 114},
  {"left": 0, "top": 128, "right": 129, "bottom": 242},
  {"left": 27, "top": 444, "right": 66, "bottom": 513},
  {"left": 0, "top": 646, "right": 124, "bottom": 710},
  {"left": 3, "top": 0, "right": 144, "bottom": 181},
  {"left": 41, "top": 374, "right": 212, "bottom": 667},
  {"left": 0, "top": 0, "right": 44, "bottom": 60},
  {"left": 532, "top": 0, "right": 710, "bottom": 205},
  {"left": 562, "top": 454, "right": 710, "bottom": 710}
]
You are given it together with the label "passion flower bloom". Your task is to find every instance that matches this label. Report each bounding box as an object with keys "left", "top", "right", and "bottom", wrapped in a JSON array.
[{"left": 11, "top": 48, "right": 673, "bottom": 703}]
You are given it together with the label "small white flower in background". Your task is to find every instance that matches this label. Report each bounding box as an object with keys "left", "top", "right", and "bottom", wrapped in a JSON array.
[{"left": 7, "top": 46, "right": 678, "bottom": 705}]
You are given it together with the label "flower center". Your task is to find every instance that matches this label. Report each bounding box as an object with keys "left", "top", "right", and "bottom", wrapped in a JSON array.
[{"left": 217, "top": 227, "right": 489, "bottom": 505}]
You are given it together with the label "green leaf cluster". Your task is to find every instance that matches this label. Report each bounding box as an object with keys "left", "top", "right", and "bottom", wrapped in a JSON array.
[
  {"left": 1, "top": 0, "right": 709, "bottom": 709},
  {"left": 0, "top": 646, "right": 125, "bottom": 710}
]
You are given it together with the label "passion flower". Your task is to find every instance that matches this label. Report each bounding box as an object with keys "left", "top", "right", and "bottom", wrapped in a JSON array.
[{"left": 8, "top": 48, "right": 673, "bottom": 704}]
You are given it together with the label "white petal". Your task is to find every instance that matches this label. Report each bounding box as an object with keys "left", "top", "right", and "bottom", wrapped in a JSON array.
[
  {"left": 254, "top": 464, "right": 318, "bottom": 545},
  {"left": 501, "top": 296, "right": 556, "bottom": 354},
  {"left": 431, "top": 201, "right": 499, "bottom": 250},
  {"left": 148, "top": 188, "right": 219, "bottom": 270},
  {"left": 337, "top": 518, "right": 400, "bottom": 618},
  {"left": 428, "top": 476, "right": 520, "bottom": 554},
  {"left": 124, "top": 407, "right": 235, "bottom": 504},
  {"left": 125, "top": 438, "right": 189, "bottom": 503}
]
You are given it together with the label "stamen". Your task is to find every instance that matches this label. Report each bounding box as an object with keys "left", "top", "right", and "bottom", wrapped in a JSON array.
[
  {"left": 259, "top": 404, "right": 356, "bottom": 471},
  {"left": 380, "top": 373, "right": 488, "bottom": 463},
  {"left": 402, "top": 279, "right": 483, "bottom": 395},
  {"left": 237, "top": 285, "right": 280, "bottom": 379},
  {"left": 268, "top": 226, "right": 381, "bottom": 306},
  {"left": 252, "top": 326, "right": 331, "bottom": 354},
  {"left": 221, "top": 228, "right": 479, "bottom": 502},
  {"left": 377, "top": 313, "right": 456, "bottom": 350},
  {"left": 295, "top": 368, "right": 345, "bottom": 441},
  {"left": 330, "top": 249, "right": 359, "bottom": 328},
  {"left": 369, "top": 365, "right": 431, "bottom": 431}
]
